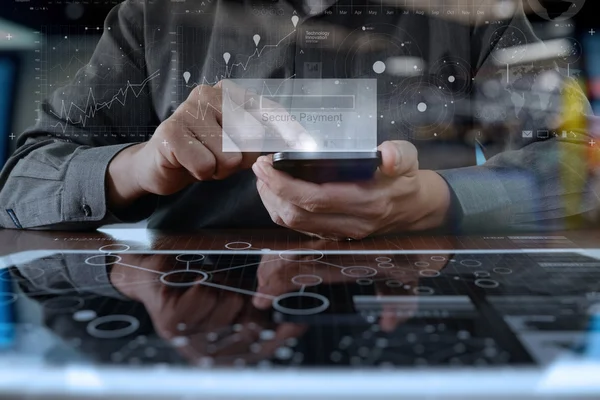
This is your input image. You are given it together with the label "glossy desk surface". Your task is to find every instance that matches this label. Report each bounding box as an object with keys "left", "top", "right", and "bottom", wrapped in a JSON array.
[
  {"left": 0, "top": 228, "right": 599, "bottom": 399},
  {"left": 1, "top": 228, "right": 598, "bottom": 256}
]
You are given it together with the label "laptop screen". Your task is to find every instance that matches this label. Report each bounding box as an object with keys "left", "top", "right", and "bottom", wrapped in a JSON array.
[{"left": 0, "top": 55, "right": 17, "bottom": 167}]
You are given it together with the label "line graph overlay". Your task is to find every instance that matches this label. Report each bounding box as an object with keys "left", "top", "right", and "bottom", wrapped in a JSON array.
[
  {"left": 38, "top": 25, "right": 161, "bottom": 135},
  {"left": 49, "top": 70, "right": 160, "bottom": 132},
  {"left": 176, "top": 19, "right": 297, "bottom": 89}
]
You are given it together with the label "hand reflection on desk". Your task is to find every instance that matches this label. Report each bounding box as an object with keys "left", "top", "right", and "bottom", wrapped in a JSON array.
[
  {"left": 13, "top": 246, "right": 449, "bottom": 366},
  {"left": 111, "top": 253, "right": 306, "bottom": 366}
]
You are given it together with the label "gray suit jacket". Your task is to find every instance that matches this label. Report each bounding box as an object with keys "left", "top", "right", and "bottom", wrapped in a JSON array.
[{"left": 0, "top": 0, "right": 597, "bottom": 232}]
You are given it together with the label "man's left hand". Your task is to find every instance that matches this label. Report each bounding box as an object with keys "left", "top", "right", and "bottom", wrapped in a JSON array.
[{"left": 253, "top": 140, "right": 452, "bottom": 240}]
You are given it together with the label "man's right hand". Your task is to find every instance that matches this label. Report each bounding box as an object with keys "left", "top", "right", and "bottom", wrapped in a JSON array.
[
  {"left": 107, "top": 80, "right": 316, "bottom": 209},
  {"left": 107, "top": 82, "right": 257, "bottom": 209}
]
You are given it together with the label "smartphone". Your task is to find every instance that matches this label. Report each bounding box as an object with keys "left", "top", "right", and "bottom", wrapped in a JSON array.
[{"left": 272, "top": 151, "right": 382, "bottom": 183}]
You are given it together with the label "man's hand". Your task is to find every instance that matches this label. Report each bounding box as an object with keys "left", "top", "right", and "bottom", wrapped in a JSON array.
[
  {"left": 106, "top": 82, "right": 260, "bottom": 209},
  {"left": 252, "top": 140, "right": 452, "bottom": 240},
  {"left": 107, "top": 81, "right": 318, "bottom": 209},
  {"left": 110, "top": 254, "right": 305, "bottom": 366}
]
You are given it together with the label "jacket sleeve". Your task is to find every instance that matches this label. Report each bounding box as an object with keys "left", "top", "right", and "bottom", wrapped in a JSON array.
[
  {"left": 437, "top": 2, "right": 600, "bottom": 232},
  {"left": 0, "top": 0, "right": 159, "bottom": 230}
]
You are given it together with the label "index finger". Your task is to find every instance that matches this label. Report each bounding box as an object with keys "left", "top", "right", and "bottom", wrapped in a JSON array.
[{"left": 220, "top": 80, "right": 318, "bottom": 151}]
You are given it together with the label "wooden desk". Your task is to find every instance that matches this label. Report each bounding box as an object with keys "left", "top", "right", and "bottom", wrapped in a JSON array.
[{"left": 0, "top": 228, "right": 598, "bottom": 257}]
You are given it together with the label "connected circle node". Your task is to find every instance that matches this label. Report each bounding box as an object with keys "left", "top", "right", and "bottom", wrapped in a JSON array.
[
  {"left": 99, "top": 244, "right": 130, "bottom": 253},
  {"left": 85, "top": 254, "right": 122, "bottom": 266},
  {"left": 291, "top": 274, "right": 323, "bottom": 287},
  {"left": 175, "top": 254, "right": 206, "bottom": 263},
  {"left": 475, "top": 279, "right": 500, "bottom": 289},
  {"left": 493, "top": 267, "right": 513, "bottom": 275},
  {"left": 225, "top": 241, "right": 252, "bottom": 250},
  {"left": 413, "top": 286, "right": 435, "bottom": 295},
  {"left": 385, "top": 280, "right": 403, "bottom": 288},
  {"left": 272, "top": 292, "right": 330, "bottom": 315},
  {"left": 460, "top": 259, "right": 482, "bottom": 267},
  {"left": 87, "top": 315, "right": 140, "bottom": 339},
  {"left": 341, "top": 266, "right": 378, "bottom": 278},
  {"left": 419, "top": 269, "right": 441, "bottom": 278},
  {"left": 160, "top": 270, "right": 209, "bottom": 287}
]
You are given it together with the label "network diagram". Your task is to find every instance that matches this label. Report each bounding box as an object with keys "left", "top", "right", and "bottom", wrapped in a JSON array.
[{"left": 5, "top": 241, "right": 600, "bottom": 367}]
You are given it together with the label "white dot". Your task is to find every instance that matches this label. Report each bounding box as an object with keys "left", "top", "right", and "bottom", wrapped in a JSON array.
[
  {"left": 171, "top": 336, "right": 189, "bottom": 347},
  {"left": 275, "top": 347, "right": 293, "bottom": 360},
  {"left": 417, "top": 102, "right": 428, "bottom": 112},
  {"left": 73, "top": 310, "right": 96, "bottom": 322},
  {"left": 448, "top": 75, "right": 456, "bottom": 83},
  {"left": 260, "top": 330, "right": 276, "bottom": 341},
  {"left": 372, "top": 61, "right": 386, "bottom": 74}
]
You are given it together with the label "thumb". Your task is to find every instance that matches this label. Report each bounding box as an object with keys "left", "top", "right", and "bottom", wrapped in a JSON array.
[{"left": 377, "top": 140, "right": 419, "bottom": 177}]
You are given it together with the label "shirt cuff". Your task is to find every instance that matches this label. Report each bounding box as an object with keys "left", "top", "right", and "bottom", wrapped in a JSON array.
[
  {"left": 436, "top": 166, "right": 516, "bottom": 232},
  {"left": 63, "top": 143, "right": 137, "bottom": 224}
]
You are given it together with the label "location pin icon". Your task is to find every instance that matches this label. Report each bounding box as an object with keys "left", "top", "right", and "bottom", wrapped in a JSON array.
[
  {"left": 183, "top": 71, "right": 191, "bottom": 84},
  {"left": 291, "top": 15, "right": 299, "bottom": 28},
  {"left": 223, "top": 52, "right": 230, "bottom": 64},
  {"left": 253, "top": 34, "right": 261, "bottom": 47}
]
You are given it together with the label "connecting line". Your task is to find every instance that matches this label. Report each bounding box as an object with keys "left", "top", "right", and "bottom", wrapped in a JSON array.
[
  {"left": 115, "top": 262, "right": 164, "bottom": 275},
  {"left": 315, "top": 260, "right": 346, "bottom": 269},
  {"left": 186, "top": 262, "right": 190, "bottom": 271},
  {"left": 224, "top": 30, "right": 297, "bottom": 74},
  {"left": 299, "top": 285, "right": 306, "bottom": 293},
  {"left": 185, "top": 99, "right": 221, "bottom": 120},
  {"left": 210, "top": 258, "right": 279, "bottom": 274},
  {"left": 199, "top": 281, "right": 275, "bottom": 299},
  {"left": 50, "top": 70, "right": 161, "bottom": 132}
]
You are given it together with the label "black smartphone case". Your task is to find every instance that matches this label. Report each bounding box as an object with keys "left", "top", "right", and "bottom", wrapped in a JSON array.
[{"left": 272, "top": 151, "right": 382, "bottom": 183}]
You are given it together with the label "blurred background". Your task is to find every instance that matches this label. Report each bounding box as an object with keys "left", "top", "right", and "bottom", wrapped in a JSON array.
[{"left": 1, "top": 0, "right": 599, "bottom": 163}]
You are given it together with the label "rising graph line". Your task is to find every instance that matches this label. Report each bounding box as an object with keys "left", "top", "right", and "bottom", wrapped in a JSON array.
[
  {"left": 224, "top": 29, "right": 296, "bottom": 76},
  {"left": 49, "top": 70, "right": 160, "bottom": 132},
  {"left": 185, "top": 29, "right": 297, "bottom": 85}
]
